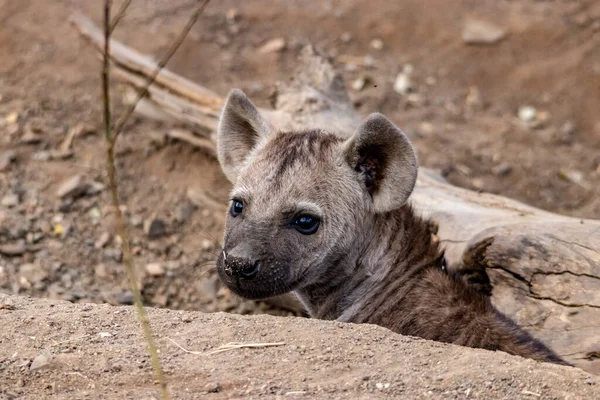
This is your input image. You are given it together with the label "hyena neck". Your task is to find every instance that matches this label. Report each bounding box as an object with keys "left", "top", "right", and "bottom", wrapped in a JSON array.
[{"left": 295, "top": 204, "right": 442, "bottom": 320}]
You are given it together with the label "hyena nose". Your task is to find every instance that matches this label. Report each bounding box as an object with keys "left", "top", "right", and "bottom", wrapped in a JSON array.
[{"left": 223, "top": 253, "right": 260, "bottom": 280}]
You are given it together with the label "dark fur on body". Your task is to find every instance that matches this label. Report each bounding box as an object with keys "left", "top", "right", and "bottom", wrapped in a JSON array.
[
  {"left": 216, "top": 89, "right": 568, "bottom": 366},
  {"left": 302, "top": 204, "right": 565, "bottom": 364}
]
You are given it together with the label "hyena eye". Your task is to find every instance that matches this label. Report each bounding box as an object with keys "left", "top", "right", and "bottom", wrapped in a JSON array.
[
  {"left": 293, "top": 215, "right": 320, "bottom": 235},
  {"left": 230, "top": 200, "right": 244, "bottom": 217}
]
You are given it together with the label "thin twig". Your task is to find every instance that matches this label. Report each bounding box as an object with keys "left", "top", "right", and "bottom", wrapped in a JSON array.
[
  {"left": 167, "top": 338, "right": 286, "bottom": 355},
  {"left": 110, "top": 0, "right": 211, "bottom": 145},
  {"left": 109, "top": 0, "right": 133, "bottom": 33},
  {"left": 102, "top": 1, "right": 169, "bottom": 399}
]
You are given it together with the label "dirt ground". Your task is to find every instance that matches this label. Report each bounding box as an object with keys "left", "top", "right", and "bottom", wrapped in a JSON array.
[
  {"left": 1, "top": 294, "right": 599, "bottom": 399},
  {"left": 0, "top": 0, "right": 600, "bottom": 396}
]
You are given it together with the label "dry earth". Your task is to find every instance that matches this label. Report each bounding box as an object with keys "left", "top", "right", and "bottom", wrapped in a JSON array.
[
  {"left": 1, "top": 0, "right": 600, "bottom": 398},
  {"left": 1, "top": 294, "right": 599, "bottom": 399}
]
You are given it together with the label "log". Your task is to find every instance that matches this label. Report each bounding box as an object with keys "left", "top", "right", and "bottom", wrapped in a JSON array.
[{"left": 71, "top": 14, "right": 600, "bottom": 374}]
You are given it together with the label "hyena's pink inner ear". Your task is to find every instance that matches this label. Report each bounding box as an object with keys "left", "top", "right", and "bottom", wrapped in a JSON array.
[
  {"left": 343, "top": 113, "right": 418, "bottom": 212},
  {"left": 217, "top": 89, "right": 273, "bottom": 182}
]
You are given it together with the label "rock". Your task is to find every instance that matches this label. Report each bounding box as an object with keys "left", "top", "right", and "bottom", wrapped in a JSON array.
[
  {"left": 103, "top": 248, "right": 123, "bottom": 262},
  {"left": 145, "top": 262, "right": 165, "bottom": 277},
  {"left": 201, "top": 239, "right": 213, "bottom": 250},
  {"left": 95, "top": 232, "right": 112, "bottom": 249},
  {"left": 558, "top": 168, "right": 584, "bottom": 185},
  {"left": 518, "top": 106, "right": 537, "bottom": 123},
  {"left": 144, "top": 218, "right": 167, "bottom": 239},
  {"left": 204, "top": 382, "right": 220, "bottom": 393},
  {"left": 257, "top": 38, "right": 286, "bottom": 54},
  {"left": 1, "top": 192, "right": 19, "bottom": 207},
  {"left": 340, "top": 32, "right": 352, "bottom": 43},
  {"left": 351, "top": 76, "right": 368, "bottom": 92},
  {"left": 175, "top": 201, "right": 197, "bottom": 223},
  {"left": 0, "top": 150, "right": 17, "bottom": 171},
  {"left": 30, "top": 354, "right": 50, "bottom": 371},
  {"left": 56, "top": 175, "right": 88, "bottom": 199},
  {"left": 19, "top": 129, "right": 43, "bottom": 145},
  {"left": 492, "top": 163, "right": 513, "bottom": 177},
  {"left": 19, "top": 263, "right": 47, "bottom": 284},
  {"left": 0, "top": 242, "right": 27, "bottom": 257},
  {"left": 98, "top": 332, "right": 113, "bottom": 338},
  {"left": 462, "top": 19, "right": 506, "bottom": 45},
  {"left": 118, "top": 291, "right": 134, "bottom": 305},
  {"left": 226, "top": 8, "right": 239, "bottom": 23},
  {"left": 198, "top": 278, "right": 218, "bottom": 301},
  {"left": 130, "top": 215, "right": 143, "bottom": 228},
  {"left": 393, "top": 66, "right": 414, "bottom": 95},
  {"left": 94, "top": 263, "right": 108, "bottom": 279},
  {"left": 86, "top": 181, "right": 105, "bottom": 196},
  {"left": 370, "top": 38, "right": 384, "bottom": 50},
  {"left": 32, "top": 151, "right": 51, "bottom": 162}
]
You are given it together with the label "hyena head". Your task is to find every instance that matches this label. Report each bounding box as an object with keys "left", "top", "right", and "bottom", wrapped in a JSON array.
[{"left": 215, "top": 89, "right": 418, "bottom": 299}]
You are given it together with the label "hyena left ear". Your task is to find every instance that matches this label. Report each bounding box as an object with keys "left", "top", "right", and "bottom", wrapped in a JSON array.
[
  {"left": 343, "top": 113, "right": 418, "bottom": 213},
  {"left": 217, "top": 89, "right": 273, "bottom": 182}
]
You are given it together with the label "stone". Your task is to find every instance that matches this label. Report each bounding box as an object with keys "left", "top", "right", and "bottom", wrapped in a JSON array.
[
  {"left": 19, "top": 263, "right": 47, "bottom": 284},
  {"left": 518, "top": 106, "right": 537, "bottom": 123},
  {"left": 118, "top": 291, "right": 134, "bottom": 305},
  {"left": 370, "top": 38, "right": 384, "bottom": 50},
  {"left": 145, "top": 262, "right": 165, "bottom": 277},
  {"left": 393, "top": 73, "right": 413, "bottom": 95},
  {"left": 257, "top": 38, "right": 286, "bottom": 54},
  {"left": 56, "top": 175, "right": 88, "bottom": 199},
  {"left": 462, "top": 19, "right": 506, "bottom": 45},
  {"left": 94, "top": 263, "right": 108, "bottom": 279},
  {"left": 30, "top": 354, "right": 50, "bottom": 371},
  {"left": 95, "top": 232, "right": 112, "bottom": 249},
  {"left": 0, "top": 242, "right": 27, "bottom": 257},
  {"left": 144, "top": 218, "right": 167, "bottom": 239},
  {"left": 492, "top": 163, "right": 513, "bottom": 177},
  {"left": 351, "top": 76, "right": 368, "bottom": 91},
  {"left": 0, "top": 151, "right": 16, "bottom": 171},
  {"left": 204, "top": 382, "right": 220, "bottom": 393},
  {"left": 175, "top": 201, "right": 197, "bottom": 223},
  {"left": 1, "top": 192, "right": 19, "bottom": 207}
]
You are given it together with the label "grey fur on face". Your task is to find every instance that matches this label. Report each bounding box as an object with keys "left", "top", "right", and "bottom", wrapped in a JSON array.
[{"left": 215, "top": 89, "right": 567, "bottom": 366}]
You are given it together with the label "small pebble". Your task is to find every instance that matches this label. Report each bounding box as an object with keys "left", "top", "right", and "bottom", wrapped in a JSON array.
[
  {"left": 257, "top": 38, "right": 286, "bottom": 54},
  {"left": 95, "top": 232, "right": 112, "bottom": 249},
  {"left": 118, "top": 291, "right": 134, "bottom": 305},
  {"left": 30, "top": 354, "right": 50, "bottom": 371},
  {"left": 145, "top": 262, "right": 165, "bottom": 277},
  {"left": 204, "top": 382, "right": 220, "bottom": 393},
  {"left": 518, "top": 106, "right": 537, "bottom": 123},
  {"left": 492, "top": 163, "right": 513, "bottom": 177},
  {"left": 1, "top": 192, "right": 19, "bottom": 207},
  {"left": 370, "top": 38, "right": 384, "bottom": 50},
  {"left": 144, "top": 218, "right": 167, "bottom": 239}
]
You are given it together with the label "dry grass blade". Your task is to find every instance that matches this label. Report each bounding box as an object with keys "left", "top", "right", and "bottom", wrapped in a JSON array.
[
  {"left": 110, "top": 0, "right": 212, "bottom": 145},
  {"left": 110, "top": 0, "right": 133, "bottom": 33},
  {"left": 167, "top": 338, "right": 285, "bottom": 356}
]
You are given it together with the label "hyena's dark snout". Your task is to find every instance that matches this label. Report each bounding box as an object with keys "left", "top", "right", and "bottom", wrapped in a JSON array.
[{"left": 222, "top": 247, "right": 261, "bottom": 280}]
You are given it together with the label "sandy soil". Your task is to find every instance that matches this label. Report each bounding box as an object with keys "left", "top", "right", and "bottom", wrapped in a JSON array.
[
  {"left": 0, "top": 0, "right": 600, "bottom": 397},
  {"left": 1, "top": 294, "right": 599, "bottom": 399}
]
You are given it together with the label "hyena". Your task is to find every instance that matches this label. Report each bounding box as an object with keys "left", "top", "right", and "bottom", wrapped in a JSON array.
[{"left": 215, "top": 89, "right": 566, "bottom": 365}]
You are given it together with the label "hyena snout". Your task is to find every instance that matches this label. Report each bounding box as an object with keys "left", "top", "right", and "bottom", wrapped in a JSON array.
[{"left": 222, "top": 248, "right": 261, "bottom": 280}]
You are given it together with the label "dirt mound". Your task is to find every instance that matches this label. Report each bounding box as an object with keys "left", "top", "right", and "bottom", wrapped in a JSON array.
[{"left": 1, "top": 294, "right": 598, "bottom": 399}]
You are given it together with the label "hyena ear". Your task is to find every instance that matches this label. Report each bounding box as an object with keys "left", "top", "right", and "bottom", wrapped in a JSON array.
[
  {"left": 217, "top": 89, "right": 273, "bottom": 182},
  {"left": 343, "top": 113, "right": 418, "bottom": 212}
]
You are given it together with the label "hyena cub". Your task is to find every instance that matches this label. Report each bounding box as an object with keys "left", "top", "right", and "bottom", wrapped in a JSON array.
[{"left": 215, "top": 89, "right": 566, "bottom": 365}]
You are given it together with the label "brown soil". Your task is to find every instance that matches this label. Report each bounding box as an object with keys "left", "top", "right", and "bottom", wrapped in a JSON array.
[
  {"left": 0, "top": 0, "right": 599, "bottom": 397},
  {"left": 1, "top": 294, "right": 599, "bottom": 399}
]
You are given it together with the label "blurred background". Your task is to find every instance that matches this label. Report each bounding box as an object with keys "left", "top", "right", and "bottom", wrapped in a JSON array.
[{"left": 0, "top": 0, "right": 599, "bottom": 316}]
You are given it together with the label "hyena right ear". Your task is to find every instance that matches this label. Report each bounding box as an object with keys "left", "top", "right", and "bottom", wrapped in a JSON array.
[{"left": 217, "top": 89, "right": 273, "bottom": 182}]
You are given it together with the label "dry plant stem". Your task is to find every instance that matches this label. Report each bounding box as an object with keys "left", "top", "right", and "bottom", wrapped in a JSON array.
[
  {"left": 102, "top": 1, "right": 169, "bottom": 399},
  {"left": 110, "top": 0, "right": 211, "bottom": 145},
  {"left": 109, "top": 0, "right": 133, "bottom": 33}
]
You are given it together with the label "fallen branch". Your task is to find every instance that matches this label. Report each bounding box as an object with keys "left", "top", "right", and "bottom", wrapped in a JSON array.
[{"left": 167, "top": 338, "right": 285, "bottom": 356}]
